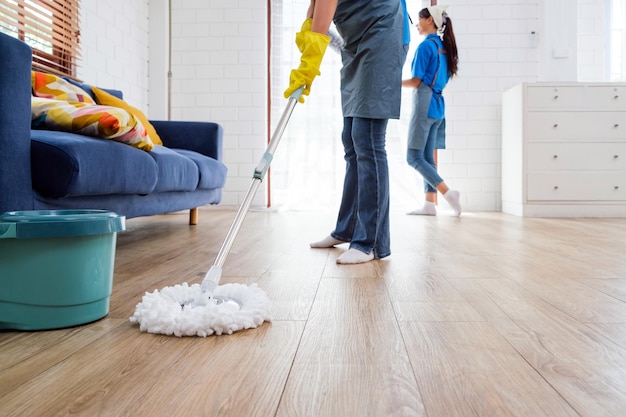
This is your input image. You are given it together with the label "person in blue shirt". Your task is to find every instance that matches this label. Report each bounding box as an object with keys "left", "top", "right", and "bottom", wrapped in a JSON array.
[
  {"left": 402, "top": 5, "right": 461, "bottom": 216},
  {"left": 285, "top": 0, "right": 409, "bottom": 264}
]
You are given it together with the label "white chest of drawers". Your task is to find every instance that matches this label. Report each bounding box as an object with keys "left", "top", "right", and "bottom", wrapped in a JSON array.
[{"left": 502, "top": 82, "right": 626, "bottom": 217}]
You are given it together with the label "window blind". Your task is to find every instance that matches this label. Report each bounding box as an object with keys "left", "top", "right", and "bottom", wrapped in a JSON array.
[{"left": 0, "top": 0, "right": 80, "bottom": 77}]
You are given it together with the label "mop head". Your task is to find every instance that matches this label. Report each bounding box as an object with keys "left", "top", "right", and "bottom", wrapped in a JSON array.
[{"left": 129, "top": 283, "right": 272, "bottom": 337}]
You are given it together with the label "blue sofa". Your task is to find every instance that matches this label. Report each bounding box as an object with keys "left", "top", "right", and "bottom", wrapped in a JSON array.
[{"left": 0, "top": 33, "right": 228, "bottom": 224}]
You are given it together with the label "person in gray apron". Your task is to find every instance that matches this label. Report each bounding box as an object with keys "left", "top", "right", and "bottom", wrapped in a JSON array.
[
  {"left": 402, "top": 5, "right": 461, "bottom": 217},
  {"left": 286, "top": 0, "right": 409, "bottom": 264}
]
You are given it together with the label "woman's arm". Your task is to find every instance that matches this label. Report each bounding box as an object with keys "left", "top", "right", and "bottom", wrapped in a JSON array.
[
  {"left": 308, "top": 0, "right": 338, "bottom": 34},
  {"left": 402, "top": 78, "right": 422, "bottom": 88}
]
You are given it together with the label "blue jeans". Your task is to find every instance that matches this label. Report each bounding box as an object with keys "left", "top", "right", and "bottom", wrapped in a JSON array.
[
  {"left": 331, "top": 117, "right": 390, "bottom": 259},
  {"left": 407, "top": 118, "right": 445, "bottom": 193}
]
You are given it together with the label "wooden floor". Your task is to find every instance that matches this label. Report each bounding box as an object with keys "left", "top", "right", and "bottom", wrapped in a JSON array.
[{"left": 1, "top": 208, "right": 625, "bottom": 417}]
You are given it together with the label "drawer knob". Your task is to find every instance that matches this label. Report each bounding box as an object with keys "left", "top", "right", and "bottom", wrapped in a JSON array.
[
  {"left": 615, "top": 186, "right": 620, "bottom": 190},
  {"left": 615, "top": 155, "right": 619, "bottom": 159},
  {"left": 614, "top": 124, "right": 620, "bottom": 128},
  {"left": 553, "top": 95, "right": 559, "bottom": 100},
  {"left": 614, "top": 95, "right": 619, "bottom": 100},
  {"left": 553, "top": 186, "right": 559, "bottom": 190},
  {"left": 553, "top": 123, "right": 559, "bottom": 128},
  {"left": 553, "top": 155, "right": 558, "bottom": 159}
]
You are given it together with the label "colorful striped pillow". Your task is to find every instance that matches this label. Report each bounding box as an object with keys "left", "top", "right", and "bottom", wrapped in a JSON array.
[
  {"left": 32, "top": 72, "right": 95, "bottom": 104},
  {"left": 31, "top": 97, "right": 154, "bottom": 151}
]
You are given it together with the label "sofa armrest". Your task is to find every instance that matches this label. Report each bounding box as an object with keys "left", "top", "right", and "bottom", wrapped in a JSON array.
[
  {"left": 0, "top": 33, "right": 35, "bottom": 213},
  {"left": 150, "top": 120, "right": 224, "bottom": 161}
]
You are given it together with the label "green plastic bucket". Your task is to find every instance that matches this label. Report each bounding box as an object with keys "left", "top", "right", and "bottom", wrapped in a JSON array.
[{"left": 0, "top": 210, "right": 125, "bottom": 330}]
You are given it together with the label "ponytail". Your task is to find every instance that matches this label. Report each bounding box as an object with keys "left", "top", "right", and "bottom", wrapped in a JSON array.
[{"left": 441, "top": 16, "right": 458, "bottom": 78}]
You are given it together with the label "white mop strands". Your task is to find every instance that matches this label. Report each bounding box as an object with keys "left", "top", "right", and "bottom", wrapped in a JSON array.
[
  {"left": 129, "top": 283, "right": 272, "bottom": 337},
  {"left": 130, "top": 87, "right": 304, "bottom": 338}
]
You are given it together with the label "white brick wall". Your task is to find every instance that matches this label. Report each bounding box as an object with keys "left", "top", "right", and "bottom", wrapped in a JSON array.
[
  {"left": 78, "top": 0, "right": 150, "bottom": 110},
  {"left": 423, "top": 0, "right": 541, "bottom": 212},
  {"left": 578, "top": 0, "right": 609, "bottom": 81},
  {"left": 75, "top": 0, "right": 610, "bottom": 212},
  {"left": 170, "top": 0, "right": 267, "bottom": 208}
]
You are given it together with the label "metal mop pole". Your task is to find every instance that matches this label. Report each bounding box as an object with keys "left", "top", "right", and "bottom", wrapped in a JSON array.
[{"left": 201, "top": 87, "right": 304, "bottom": 294}]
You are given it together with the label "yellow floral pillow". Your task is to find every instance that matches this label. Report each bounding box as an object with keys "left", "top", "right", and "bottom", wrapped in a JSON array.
[
  {"left": 32, "top": 72, "right": 95, "bottom": 104},
  {"left": 31, "top": 97, "right": 154, "bottom": 151},
  {"left": 92, "top": 86, "right": 163, "bottom": 146}
]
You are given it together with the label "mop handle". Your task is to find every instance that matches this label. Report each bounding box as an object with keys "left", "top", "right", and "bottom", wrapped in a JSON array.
[
  {"left": 202, "top": 87, "right": 304, "bottom": 291},
  {"left": 253, "top": 87, "right": 304, "bottom": 181}
]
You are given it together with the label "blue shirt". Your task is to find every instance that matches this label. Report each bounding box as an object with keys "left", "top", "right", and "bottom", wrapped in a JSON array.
[
  {"left": 410, "top": 34, "right": 449, "bottom": 119},
  {"left": 400, "top": 0, "right": 410, "bottom": 45}
]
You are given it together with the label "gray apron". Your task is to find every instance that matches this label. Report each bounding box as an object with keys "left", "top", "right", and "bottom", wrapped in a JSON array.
[
  {"left": 407, "top": 84, "right": 447, "bottom": 150},
  {"left": 333, "top": 0, "right": 406, "bottom": 119}
]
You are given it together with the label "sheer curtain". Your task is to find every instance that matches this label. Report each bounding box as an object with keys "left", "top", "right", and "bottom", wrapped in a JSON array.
[
  {"left": 268, "top": 0, "right": 418, "bottom": 212},
  {"left": 268, "top": 0, "right": 345, "bottom": 211}
]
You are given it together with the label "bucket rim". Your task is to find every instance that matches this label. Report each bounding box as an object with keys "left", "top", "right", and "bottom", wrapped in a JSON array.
[{"left": 0, "top": 210, "right": 125, "bottom": 239}]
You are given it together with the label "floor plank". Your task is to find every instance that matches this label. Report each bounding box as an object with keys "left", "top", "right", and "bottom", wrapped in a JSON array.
[
  {"left": 505, "top": 274, "right": 626, "bottom": 324},
  {"left": 451, "top": 278, "right": 626, "bottom": 417},
  {"left": 276, "top": 278, "right": 426, "bottom": 417},
  {"left": 576, "top": 278, "right": 626, "bottom": 303},
  {"left": 1, "top": 321, "right": 303, "bottom": 417},
  {"left": 0, "top": 320, "right": 125, "bottom": 394},
  {"left": 400, "top": 321, "right": 581, "bottom": 417}
]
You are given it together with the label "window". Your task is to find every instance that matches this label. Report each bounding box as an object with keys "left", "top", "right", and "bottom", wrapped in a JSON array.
[{"left": 0, "top": 0, "right": 80, "bottom": 77}]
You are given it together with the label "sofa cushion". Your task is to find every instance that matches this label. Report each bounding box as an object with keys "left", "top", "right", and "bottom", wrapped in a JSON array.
[
  {"left": 32, "top": 72, "right": 95, "bottom": 104},
  {"left": 31, "top": 130, "right": 158, "bottom": 198},
  {"left": 173, "top": 149, "right": 228, "bottom": 190},
  {"left": 147, "top": 146, "right": 200, "bottom": 192}
]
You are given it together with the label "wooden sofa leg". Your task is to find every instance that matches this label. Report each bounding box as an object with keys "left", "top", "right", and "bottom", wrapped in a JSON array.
[{"left": 189, "top": 208, "right": 198, "bottom": 225}]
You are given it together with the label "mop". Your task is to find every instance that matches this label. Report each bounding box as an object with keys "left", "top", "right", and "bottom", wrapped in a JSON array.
[{"left": 129, "top": 87, "right": 304, "bottom": 337}]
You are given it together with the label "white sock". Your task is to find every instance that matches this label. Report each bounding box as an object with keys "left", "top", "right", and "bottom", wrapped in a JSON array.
[
  {"left": 444, "top": 190, "right": 461, "bottom": 217},
  {"left": 407, "top": 201, "right": 436, "bottom": 216},
  {"left": 336, "top": 248, "right": 374, "bottom": 264},
  {"left": 310, "top": 235, "right": 347, "bottom": 248}
]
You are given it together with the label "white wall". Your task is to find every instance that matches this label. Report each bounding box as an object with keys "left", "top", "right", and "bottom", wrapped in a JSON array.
[
  {"left": 77, "top": 0, "right": 610, "bottom": 212},
  {"left": 578, "top": 0, "right": 610, "bottom": 81},
  {"left": 405, "top": 0, "right": 607, "bottom": 211},
  {"left": 428, "top": 0, "right": 542, "bottom": 211},
  {"left": 541, "top": 0, "right": 578, "bottom": 81},
  {"left": 77, "top": 0, "right": 150, "bottom": 111},
  {"left": 168, "top": 0, "right": 268, "bottom": 208},
  {"left": 148, "top": 0, "right": 170, "bottom": 120}
]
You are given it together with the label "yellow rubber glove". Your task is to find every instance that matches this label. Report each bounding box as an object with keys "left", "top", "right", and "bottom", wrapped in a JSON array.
[
  {"left": 284, "top": 29, "right": 330, "bottom": 103},
  {"left": 295, "top": 18, "right": 313, "bottom": 52}
]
